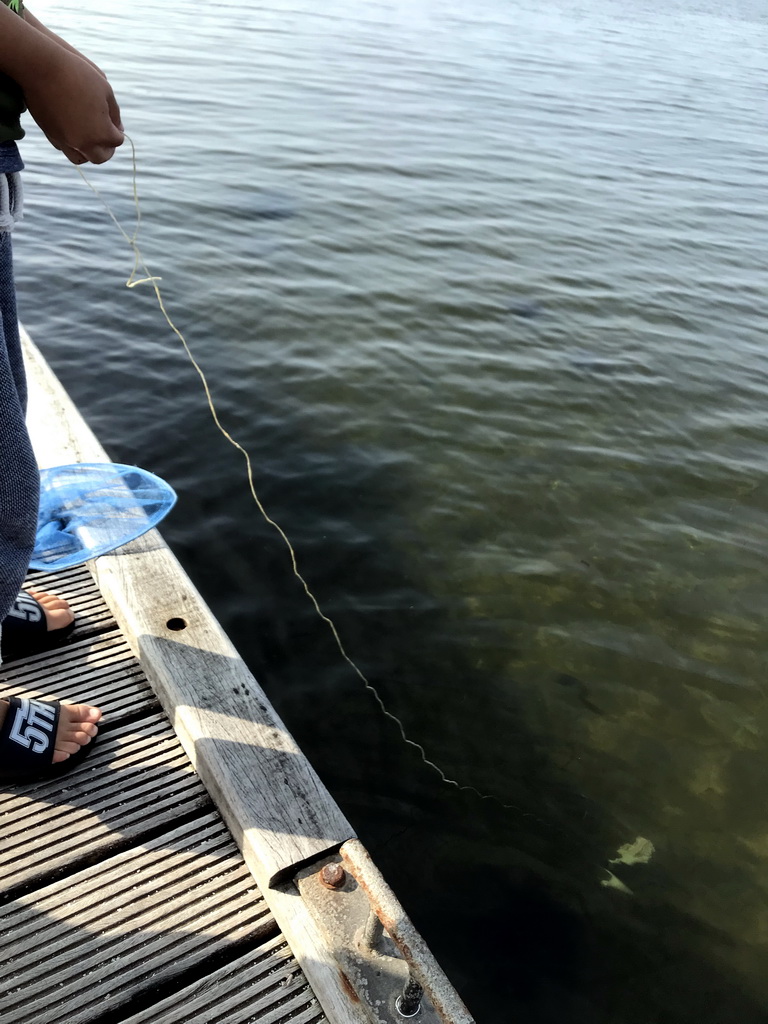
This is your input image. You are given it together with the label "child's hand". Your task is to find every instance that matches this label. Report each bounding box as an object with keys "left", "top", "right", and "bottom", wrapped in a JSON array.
[{"left": 23, "top": 47, "right": 124, "bottom": 164}]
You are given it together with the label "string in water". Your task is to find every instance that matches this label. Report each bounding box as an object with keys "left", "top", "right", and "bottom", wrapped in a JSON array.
[{"left": 76, "top": 136, "right": 517, "bottom": 813}]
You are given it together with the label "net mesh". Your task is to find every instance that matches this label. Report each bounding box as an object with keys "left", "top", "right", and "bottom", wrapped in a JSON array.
[{"left": 30, "top": 463, "right": 177, "bottom": 571}]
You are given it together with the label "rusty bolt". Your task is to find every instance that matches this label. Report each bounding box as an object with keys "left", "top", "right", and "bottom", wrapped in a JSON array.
[{"left": 320, "top": 863, "right": 346, "bottom": 889}]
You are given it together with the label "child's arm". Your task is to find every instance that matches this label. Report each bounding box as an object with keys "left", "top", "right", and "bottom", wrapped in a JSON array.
[
  {"left": 22, "top": 8, "right": 107, "bottom": 78},
  {"left": 0, "top": 3, "right": 123, "bottom": 164}
]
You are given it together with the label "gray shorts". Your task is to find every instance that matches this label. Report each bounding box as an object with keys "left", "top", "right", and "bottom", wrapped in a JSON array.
[{"left": 0, "top": 171, "right": 22, "bottom": 233}]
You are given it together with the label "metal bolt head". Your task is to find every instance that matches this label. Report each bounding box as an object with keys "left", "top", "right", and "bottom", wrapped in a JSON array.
[{"left": 320, "top": 863, "right": 346, "bottom": 889}]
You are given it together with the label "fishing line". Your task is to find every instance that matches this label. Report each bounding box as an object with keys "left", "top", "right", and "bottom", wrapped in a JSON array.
[{"left": 76, "top": 136, "right": 519, "bottom": 813}]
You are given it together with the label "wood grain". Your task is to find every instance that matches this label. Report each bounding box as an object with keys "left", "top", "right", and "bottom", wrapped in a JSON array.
[
  {"left": 0, "top": 714, "right": 212, "bottom": 893},
  {"left": 0, "top": 812, "right": 275, "bottom": 1024},
  {"left": 115, "top": 934, "right": 327, "bottom": 1024}
]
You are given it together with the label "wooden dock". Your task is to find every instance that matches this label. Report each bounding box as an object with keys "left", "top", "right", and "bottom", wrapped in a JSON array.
[{"left": 0, "top": 329, "right": 474, "bottom": 1024}]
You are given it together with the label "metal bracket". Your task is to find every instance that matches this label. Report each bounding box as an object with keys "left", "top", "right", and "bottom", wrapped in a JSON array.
[{"left": 295, "top": 840, "right": 474, "bottom": 1024}]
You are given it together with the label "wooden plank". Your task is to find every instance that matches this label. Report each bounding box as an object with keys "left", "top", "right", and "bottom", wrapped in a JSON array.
[
  {"left": 93, "top": 542, "right": 355, "bottom": 888},
  {"left": 0, "top": 714, "right": 212, "bottom": 892},
  {"left": 0, "top": 812, "right": 276, "bottom": 1024},
  {"left": 2, "top": 566, "right": 116, "bottom": 667},
  {"left": 0, "top": 628, "right": 159, "bottom": 723},
  {"left": 115, "top": 934, "right": 328, "bottom": 1024},
  {"left": 23, "top": 327, "right": 355, "bottom": 893},
  {"left": 24, "top": 332, "right": 114, "bottom": 466},
  {"left": 2, "top": 560, "right": 148, "bottom": 718},
  {"left": 21, "top": 566, "right": 117, "bottom": 641}
]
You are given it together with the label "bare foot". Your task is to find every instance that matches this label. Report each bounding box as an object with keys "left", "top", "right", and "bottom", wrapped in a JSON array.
[
  {"left": 26, "top": 589, "right": 75, "bottom": 634},
  {"left": 0, "top": 699, "right": 100, "bottom": 763}
]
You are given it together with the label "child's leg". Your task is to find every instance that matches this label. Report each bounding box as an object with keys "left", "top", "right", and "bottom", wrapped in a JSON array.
[
  {"left": 0, "top": 214, "right": 102, "bottom": 775},
  {"left": 0, "top": 222, "right": 76, "bottom": 657},
  {"left": 0, "top": 227, "right": 39, "bottom": 632}
]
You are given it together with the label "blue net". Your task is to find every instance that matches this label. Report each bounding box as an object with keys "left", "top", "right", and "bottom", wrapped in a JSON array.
[{"left": 30, "top": 463, "right": 177, "bottom": 571}]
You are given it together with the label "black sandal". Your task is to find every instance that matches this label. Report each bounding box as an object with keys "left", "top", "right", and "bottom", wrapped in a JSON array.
[
  {"left": 1, "top": 591, "right": 76, "bottom": 661},
  {"left": 0, "top": 697, "right": 96, "bottom": 783}
]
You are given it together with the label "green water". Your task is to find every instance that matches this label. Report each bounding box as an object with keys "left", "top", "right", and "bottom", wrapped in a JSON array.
[{"left": 15, "top": 0, "right": 768, "bottom": 1019}]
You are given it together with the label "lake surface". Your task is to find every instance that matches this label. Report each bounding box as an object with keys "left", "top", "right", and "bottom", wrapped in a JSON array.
[{"left": 15, "top": 1, "right": 768, "bottom": 1020}]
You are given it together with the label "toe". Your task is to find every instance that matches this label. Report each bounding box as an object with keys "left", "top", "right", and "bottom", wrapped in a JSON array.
[
  {"left": 46, "top": 606, "right": 75, "bottom": 632},
  {"left": 65, "top": 703, "right": 102, "bottom": 725},
  {"left": 69, "top": 728, "right": 97, "bottom": 746},
  {"left": 26, "top": 590, "right": 75, "bottom": 632},
  {"left": 56, "top": 703, "right": 102, "bottom": 752},
  {"left": 54, "top": 739, "right": 83, "bottom": 756},
  {"left": 28, "top": 590, "right": 69, "bottom": 607},
  {"left": 58, "top": 720, "right": 97, "bottom": 743}
]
